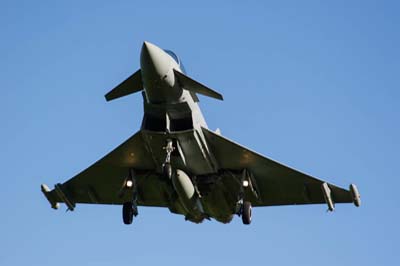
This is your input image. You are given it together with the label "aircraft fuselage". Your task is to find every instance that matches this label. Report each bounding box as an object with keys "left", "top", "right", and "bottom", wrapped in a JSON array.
[{"left": 138, "top": 42, "right": 236, "bottom": 223}]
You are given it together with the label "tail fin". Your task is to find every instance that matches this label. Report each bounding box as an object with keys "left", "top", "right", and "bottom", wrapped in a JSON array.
[
  {"left": 174, "top": 69, "right": 223, "bottom": 101},
  {"left": 105, "top": 70, "right": 143, "bottom": 101}
]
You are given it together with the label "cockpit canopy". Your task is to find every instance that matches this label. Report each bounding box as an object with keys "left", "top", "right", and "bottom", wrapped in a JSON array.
[{"left": 164, "top": 49, "right": 187, "bottom": 74}]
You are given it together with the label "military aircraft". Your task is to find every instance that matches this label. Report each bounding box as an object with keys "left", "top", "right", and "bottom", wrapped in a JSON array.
[{"left": 41, "top": 41, "right": 361, "bottom": 225}]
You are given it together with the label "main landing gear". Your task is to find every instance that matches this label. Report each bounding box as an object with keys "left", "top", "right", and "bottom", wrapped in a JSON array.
[
  {"left": 241, "top": 201, "right": 252, "bottom": 225},
  {"left": 237, "top": 169, "right": 257, "bottom": 225},
  {"left": 123, "top": 202, "right": 138, "bottom": 225},
  {"left": 122, "top": 169, "right": 138, "bottom": 225}
]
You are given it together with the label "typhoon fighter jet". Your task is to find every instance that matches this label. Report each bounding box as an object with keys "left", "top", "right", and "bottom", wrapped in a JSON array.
[{"left": 41, "top": 41, "right": 361, "bottom": 225}]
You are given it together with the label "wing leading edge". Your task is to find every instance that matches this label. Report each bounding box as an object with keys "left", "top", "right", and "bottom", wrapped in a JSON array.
[{"left": 202, "top": 128, "right": 356, "bottom": 208}]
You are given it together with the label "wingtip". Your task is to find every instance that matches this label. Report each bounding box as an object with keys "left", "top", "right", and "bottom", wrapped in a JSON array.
[
  {"left": 41, "top": 183, "right": 50, "bottom": 193},
  {"left": 214, "top": 89, "right": 224, "bottom": 101},
  {"left": 41, "top": 184, "right": 59, "bottom": 210},
  {"left": 350, "top": 184, "right": 361, "bottom": 207}
]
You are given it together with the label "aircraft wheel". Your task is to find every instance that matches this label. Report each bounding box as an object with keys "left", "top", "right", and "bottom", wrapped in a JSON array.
[
  {"left": 122, "top": 202, "right": 134, "bottom": 225},
  {"left": 242, "top": 201, "right": 252, "bottom": 225},
  {"left": 163, "top": 163, "right": 172, "bottom": 179}
]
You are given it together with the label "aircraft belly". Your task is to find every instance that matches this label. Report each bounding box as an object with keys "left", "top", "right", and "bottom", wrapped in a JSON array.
[
  {"left": 199, "top": 172, "right": 242, "bottom": 223},
  {"left": 141, "top": 129, "right": 216, "bottom": 175},
  {"left": 201, "top": 192, "right": 233, "bottom": 223},
  {"left": 135, "top": 174, "right": 169, "bottom": 206}
]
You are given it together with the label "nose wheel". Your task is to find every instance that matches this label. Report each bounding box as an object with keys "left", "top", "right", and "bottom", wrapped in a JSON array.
[{"left": 241, "top": 201, "right": 252, "bottom": 225}]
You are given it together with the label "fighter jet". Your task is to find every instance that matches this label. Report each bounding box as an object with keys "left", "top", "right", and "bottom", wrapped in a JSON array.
[{"left": 41, "top": 41, "right": 361, "bottom": 225}]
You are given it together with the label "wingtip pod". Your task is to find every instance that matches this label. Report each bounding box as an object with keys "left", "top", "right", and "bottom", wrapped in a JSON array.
[
  {"left": 350, "top": 184, "right": 361, "bottom": 207},
  {"left": 41, "top": 184, "right": 59, "bottom": 210}
]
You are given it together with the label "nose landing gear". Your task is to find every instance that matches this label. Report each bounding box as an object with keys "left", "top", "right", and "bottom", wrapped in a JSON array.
[
  {"left": 163, "top": 163, "right": 172, "bottom": 179},
  {"left": 162, "top": 139, "right": 175, "bottom": 179}
]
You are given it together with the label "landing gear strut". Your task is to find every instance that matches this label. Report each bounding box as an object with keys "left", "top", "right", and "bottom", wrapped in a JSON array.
[
  {"left": 162, "top": 139, "right": 174, "bottom": 179},
  {"left": 163, "top": 163, "right": 172, "bottom": 179},
  {"left": 122, "top": 169, "right": 138, "bottom": 225},
  {"left": 236, "top": 169, "right": 256, "bottom": 225}
]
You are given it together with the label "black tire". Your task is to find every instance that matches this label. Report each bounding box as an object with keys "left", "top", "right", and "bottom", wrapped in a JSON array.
[
  {"left": 242, "top": 201, "right": 252, "bottom": 225},
  {"left": 163, "top": 163, "right": 172, "bottom": 179},
  {"left": 123, "top": 202, "right": 134, "bottom": 225}
]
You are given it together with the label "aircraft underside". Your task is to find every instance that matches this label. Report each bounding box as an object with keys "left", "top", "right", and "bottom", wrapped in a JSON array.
[
  {"left": 121, "top": 129, "right": 252, "bottom": 224},
  {"left": 41, "top": 41, "right": 360, "bottom": 226}
]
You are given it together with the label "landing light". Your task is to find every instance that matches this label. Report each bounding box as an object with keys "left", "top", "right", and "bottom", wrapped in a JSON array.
[
  {"left": 126, "top": 180, "right": 133, "bottom": 188},
  {"left": 243, "top": 180, "right": 249, "bottom": 187}
]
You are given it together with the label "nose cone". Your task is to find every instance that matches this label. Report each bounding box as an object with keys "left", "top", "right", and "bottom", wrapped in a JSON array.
[
  {"left": 140, "top": 41, "right": 171, "bottom": 77},
  {"left": 140, "top": 41, "right": 182, "bottom": 103}
]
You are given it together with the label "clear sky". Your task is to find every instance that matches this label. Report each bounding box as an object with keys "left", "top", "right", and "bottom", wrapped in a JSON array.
[{"left": 1, "top": 1, "right": 399, "bottom": 265}]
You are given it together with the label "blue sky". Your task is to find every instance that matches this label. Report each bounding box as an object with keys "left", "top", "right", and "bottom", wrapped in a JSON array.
[{"left": 1, "top": 1, "right": 399, "bottom": 265}]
